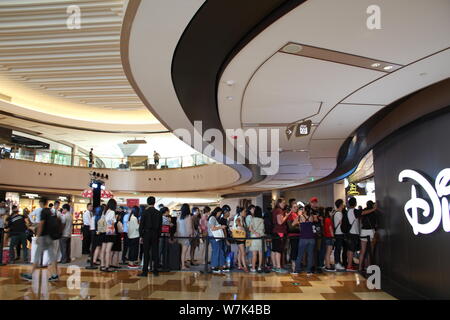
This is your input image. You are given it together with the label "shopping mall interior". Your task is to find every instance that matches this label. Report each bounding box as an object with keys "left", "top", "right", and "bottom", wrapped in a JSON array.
[{"left": 0, "top": 0, "right": 449, "bottom": 303}]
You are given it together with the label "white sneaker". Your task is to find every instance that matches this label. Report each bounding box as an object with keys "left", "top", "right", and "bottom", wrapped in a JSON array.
[
  {"left": 335, "top": 263, "right": 345, "bottom": 271},
  {"left": 250, "top": 268, "right": 257, "bottom": 273}
]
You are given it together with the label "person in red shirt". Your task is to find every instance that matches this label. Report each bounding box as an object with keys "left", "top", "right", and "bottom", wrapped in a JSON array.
[
  {"left": 323, "top": 207, "right": 335, "bottom": 272},
  {"left": 287, "top": 203, "right": 301, "bottom": 273}
]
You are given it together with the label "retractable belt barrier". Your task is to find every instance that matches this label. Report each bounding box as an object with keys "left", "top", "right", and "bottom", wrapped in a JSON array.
[{"left": 158, "top": 234, "right": 377, "bottom": 274}]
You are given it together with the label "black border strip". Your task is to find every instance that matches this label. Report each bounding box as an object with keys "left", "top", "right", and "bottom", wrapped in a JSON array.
[{"left": 171, "top": 0, "right": 306, "bottom": 151}]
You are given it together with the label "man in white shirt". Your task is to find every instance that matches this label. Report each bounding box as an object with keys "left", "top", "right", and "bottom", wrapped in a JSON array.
[
  {"left": 345, "top": 197, "right": 361, "bottom": 272},
  {"left": 82, "top": 203, "right": 93, "bottom": 255},
  {"left": 52, "top": 200, "right": 61, "bottom": 214},
  {"left": 333, "top": 199, "right": 346, "bottom": 271},
  {"left": 58, "top": 204, "right": 72, "bottom": 264},
  {"left": 29, "top": 199, "right": 46, "bottom": 226}
]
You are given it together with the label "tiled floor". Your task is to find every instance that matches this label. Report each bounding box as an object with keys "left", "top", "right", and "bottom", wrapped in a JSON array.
[{"left": 0, "top": 265, "right": 396, "bottom": 300}]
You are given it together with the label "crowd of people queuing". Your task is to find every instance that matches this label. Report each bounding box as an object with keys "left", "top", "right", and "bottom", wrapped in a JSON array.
[
  {"left": 0, "top": 193, "right": 380, "bottom": 282},
  {"left": 203, "top": 196, "right": 378, "bottom": 275}
]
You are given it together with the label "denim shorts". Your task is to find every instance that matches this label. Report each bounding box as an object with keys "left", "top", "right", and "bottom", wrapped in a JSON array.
[{"left": 324, "top": 237, "right": 334, "bottom": 247}]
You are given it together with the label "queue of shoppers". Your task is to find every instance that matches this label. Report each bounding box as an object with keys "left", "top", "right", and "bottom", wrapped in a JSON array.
[{"left": 0, "top": 194, "right": 379, "bottom": 282}]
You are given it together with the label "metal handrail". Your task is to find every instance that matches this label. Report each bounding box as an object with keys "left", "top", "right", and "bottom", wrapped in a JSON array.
[{"left": 0, "top": 144, "right": 215, "bottom": 170}]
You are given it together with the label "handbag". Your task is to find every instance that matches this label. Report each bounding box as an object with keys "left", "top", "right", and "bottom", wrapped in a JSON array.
[
  {"left": 231, "top": 215, "right": 246, "bottom": 239},
  {"left": 232, "top": 228, "right": 246, "bottom": 239},
  {"left": 212, "top": 228, "right": 225, "bottom": 239}
]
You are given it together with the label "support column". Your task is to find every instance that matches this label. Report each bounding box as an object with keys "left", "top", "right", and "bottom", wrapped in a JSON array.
[
  {"left": 71, "top": 145, "right": 78, "bottom": 166},
  {"left": 271, "top": 190, "right": 280, "bottom": 207},
  {"left": 254, "top": 193, "right": 263, "bottom": 208}
]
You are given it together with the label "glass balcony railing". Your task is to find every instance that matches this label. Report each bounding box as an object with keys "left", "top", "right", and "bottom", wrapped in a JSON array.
[{"left": 0, "top": 144, "right": 216, "bottom": 170}]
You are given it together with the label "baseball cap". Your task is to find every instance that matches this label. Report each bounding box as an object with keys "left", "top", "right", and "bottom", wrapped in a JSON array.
[{"left": 310, "top": 197, "right": 318, "bottom": 203}]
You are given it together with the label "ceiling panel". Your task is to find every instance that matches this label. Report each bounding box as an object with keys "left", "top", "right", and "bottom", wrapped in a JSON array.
[
  {"left": 242, "top": 53, "right": 383, "bottom": 124},
  {"left": 279, "top": 164, "right": 312, "bottom": 174},
  {"left": 309, "top": 157, "right": 336, "bottom": 170},
  {"left": 308, "top": 139, "right": 345, "bottom": 158},
  {"left": 0, "top": 0, "right": 158, "bottom": 126},
  {"left": 279, "top": 151, "right": 310, "bottom": 165},
  {"left": 343, "top": 49, "right": 450, "bottom": 105},
  {"left": 313, "top": 103, "right": 384, "bottom": 139}
]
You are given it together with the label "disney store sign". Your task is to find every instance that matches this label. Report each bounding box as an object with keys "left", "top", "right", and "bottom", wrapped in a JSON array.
[{"left": 398, "top": 169, "right": 450, "bottom": 235}]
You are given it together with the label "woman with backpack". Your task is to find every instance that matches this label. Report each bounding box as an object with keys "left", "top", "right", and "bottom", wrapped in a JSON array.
[{"left": 99, "top": 199, "right": 117, "bottom": 272}]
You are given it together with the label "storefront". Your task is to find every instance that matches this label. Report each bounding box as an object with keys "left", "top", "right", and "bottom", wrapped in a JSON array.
[{"left": 345, "top": 151, "right": 376, "bottom": 208}]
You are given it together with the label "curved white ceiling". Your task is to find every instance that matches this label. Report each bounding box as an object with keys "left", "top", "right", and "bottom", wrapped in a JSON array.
[
  {"left": 0, "top": 0, "right": 161, "bottom": 127},
  {"left": 218, "top": 0, "right": 450, "bottom": 190},
  {"left": 124, "top": 0, "right": 253, "bottom": 189}
]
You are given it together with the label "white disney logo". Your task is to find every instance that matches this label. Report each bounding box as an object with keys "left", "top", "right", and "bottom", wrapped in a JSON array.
[{"left": 398, "top": 169, "right": 450, "bottom": 235}]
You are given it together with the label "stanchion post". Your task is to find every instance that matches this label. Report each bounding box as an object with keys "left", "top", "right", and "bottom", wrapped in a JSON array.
[
  {"left": 262, "top": 235, "right": 266, "bottom": 269},
  {"left": 367, "top": 235, "right": 373, "bottom": 266},
  {"left": 86, "top": 231, "right": 98, "bottom": 270},
  {"left": 0, "top": 229, "right": 4, "bottom": 266},
  {"left": 203, "top": 236, "right": 209, "bottom": 274}
]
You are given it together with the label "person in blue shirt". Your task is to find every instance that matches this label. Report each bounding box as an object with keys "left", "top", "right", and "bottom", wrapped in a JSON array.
[
  {"left": 121, "top": 207, "right": 131, "bottom": 264},
  {"left": 91, "top": 205, "right": 104, "bottom": 265}
]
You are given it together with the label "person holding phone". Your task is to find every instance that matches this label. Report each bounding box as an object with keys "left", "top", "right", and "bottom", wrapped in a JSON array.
[{"left": 271, "top": 198, "right": 290, "bottom": 273}]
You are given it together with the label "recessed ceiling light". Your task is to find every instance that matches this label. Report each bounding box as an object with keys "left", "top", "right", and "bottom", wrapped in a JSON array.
[
  {"left": 225, "top": 80, "right": 235, "bottom": 86},
  {"left": 282, "top": 43, "right": 303, "bottom": 54},
  {"left": 371, "top": 63, "right": 381, "bottom": 68},
  {"left": 383, "top": 65, "right": 394, "bottom": 70},
  {"left": 226, "top": 96, "right": 233, "bottom": 101}
]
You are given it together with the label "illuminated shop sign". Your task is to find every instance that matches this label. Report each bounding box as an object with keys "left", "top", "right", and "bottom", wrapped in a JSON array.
[{"left": 398, "top": 169, "right": 450, "bottom": 235}]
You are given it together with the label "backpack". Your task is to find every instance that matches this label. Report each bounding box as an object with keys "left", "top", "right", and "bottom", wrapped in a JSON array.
[
  {"left": 340, "top": 209, "right": 355, "bottom": 234},
  {"left": 97, "top": 215, "right": 107, "bottom": 233},
  {"left": 46, "top": 210, "right": 64, "bottom": 240}
]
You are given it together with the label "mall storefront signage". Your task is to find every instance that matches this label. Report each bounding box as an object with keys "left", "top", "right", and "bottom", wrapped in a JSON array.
[
  {"left": 374, "top": 107, "right": 450, "bottom": 299},
  {"left": 399, "top": 168, "right": 450, "bottom": 235}
]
